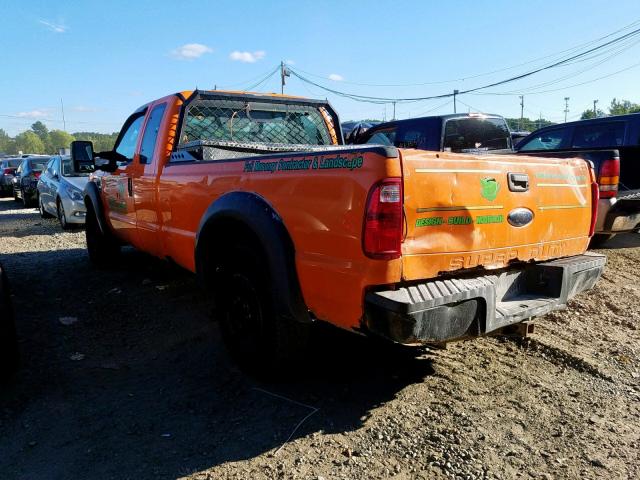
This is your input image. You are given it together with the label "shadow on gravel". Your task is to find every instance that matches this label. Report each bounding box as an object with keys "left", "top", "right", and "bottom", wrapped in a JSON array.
[
  {"left": 0, "top": 247, "right": 434, "bottom": 480},
  {"left": 596, "top": 232, "right": 640, "bottom": 249}
]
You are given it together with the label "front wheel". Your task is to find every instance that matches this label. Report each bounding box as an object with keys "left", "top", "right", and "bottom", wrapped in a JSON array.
[
  {"left": 85, "top": 204, "right": 120, "bottom": 267},
  {"left": 57, "top": 200, "right": 71, "bottom": 230},
  {"left": 216, "top": 245, "right": 309, "bottom": 375}
]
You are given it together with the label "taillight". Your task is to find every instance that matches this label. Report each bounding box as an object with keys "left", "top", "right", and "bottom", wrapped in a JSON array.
[
  {"left": 598, "top": 157, "right": 619, "bottom": 199},
  {"left": 3, "top": 168, "right": 13, "bottom": 175},
  {"left": 34, "top": 172, "right": 41, "bottom": 179},
  {"left": 363, "top": 178, "right": 403, "bottom": 259},
  {"left": 589, "top": 180, "right": 599, "bottom": 237}
]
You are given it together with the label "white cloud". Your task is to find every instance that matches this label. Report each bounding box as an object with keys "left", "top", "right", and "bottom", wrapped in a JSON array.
[
  {"left": 16, "top": 110, "right": 50, "bottom": 119},
  {"left": 170, "top": 43, "right": 213, "bottom": 60},
  {"left": 39, "top": 19, "right": 67, "bottom": 33},
  {"left": 229, "top": 50, "right": 266, "bottom": 63},
  {"left": 72, "top": 105, "right": 99, "bottom": 113},
  {"left": 328, "top": 73, "right": 344, "bottom": 81}
]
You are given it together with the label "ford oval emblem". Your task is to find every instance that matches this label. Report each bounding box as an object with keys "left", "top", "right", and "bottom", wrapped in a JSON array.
[{"left": 508, "top": 208, "right": 534, "bottom": 227}]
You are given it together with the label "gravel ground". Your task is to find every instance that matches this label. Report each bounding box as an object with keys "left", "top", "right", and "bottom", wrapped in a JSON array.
[{"left": 0, "top": 196, "right": 638, "bottom": 480}]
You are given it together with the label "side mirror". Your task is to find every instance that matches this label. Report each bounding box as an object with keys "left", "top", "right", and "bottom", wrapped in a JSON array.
[{"left": 71, "top": 140, "right": 95, "bottom": 173}]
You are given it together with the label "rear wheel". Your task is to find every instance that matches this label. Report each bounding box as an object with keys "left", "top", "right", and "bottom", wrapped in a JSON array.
[
  {"left": 57, "top": 199, "right": 71, "bottom": 230},
  {"left": 85, "top": 204, "right": 120, "bottom": 267},
  {"left": 39, "top": 195, "right": 53, "bottom": 218},
  {"left": 22, "top": 190, "right": 35, "bottom": 208},
  {"left": 216, "top": 244, "right": 309, "bottom": 376}
]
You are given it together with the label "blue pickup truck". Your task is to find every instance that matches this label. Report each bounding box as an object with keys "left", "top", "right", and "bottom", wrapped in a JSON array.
[{"left": 516, "top": 113, "right": 640, "bottom": 245}]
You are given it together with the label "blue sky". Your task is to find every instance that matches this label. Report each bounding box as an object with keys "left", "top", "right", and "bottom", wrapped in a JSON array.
[{"left": 1, "top": 0, "right": 640, "bottom": 136}]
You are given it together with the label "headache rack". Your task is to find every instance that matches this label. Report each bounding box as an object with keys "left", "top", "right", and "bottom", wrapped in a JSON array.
[{"left": 172, "top": 90, "right": 343, "bottom": 161}]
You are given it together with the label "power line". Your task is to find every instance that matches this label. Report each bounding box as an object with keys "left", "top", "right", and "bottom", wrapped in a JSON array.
[
  {"left": 293, "top": 18, "right": 640, "bottom": 88},
  {"left": 287, "top": 24, "right": 640, "bottom": 104}
]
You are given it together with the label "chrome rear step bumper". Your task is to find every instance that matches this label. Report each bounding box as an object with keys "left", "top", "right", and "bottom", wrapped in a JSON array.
[{"left": 364, "top": 253, "right": 606, "bottom": 344}]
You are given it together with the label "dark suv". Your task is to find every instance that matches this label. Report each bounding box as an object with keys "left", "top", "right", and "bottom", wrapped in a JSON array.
[
  {"left": 0, "top": 158, "right": 22, "bottom": 196},
  {"left": 354, "top": 113, "right": 513, "bottom": 153},
  {"left": 516, "top": 113, "right": 640, "bottom": 244}
]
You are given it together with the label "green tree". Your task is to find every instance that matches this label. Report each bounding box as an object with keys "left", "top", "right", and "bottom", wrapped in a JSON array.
[
  {"left": 0, "top": 128, "right": 11, "bottom": 154},
  {"left": 505, "top": 117, "right": 554, "bottom": 132},
  {"left": 31, "top": 121, "right": 49, "bottom": 141},
  {"left": 72, "top": 132, "right": 119, "bottom": 152},
  {"left": 48, "top": 130, "right": 75, "bottom": 152},
  {"left": 580, "top": 109, "right": 606, "bottom": 120},
  {"left": 14, "top": 131, "right": 45, "bottom": 154},
  {"left": 609, "top": 98, "right": 640, "bottom": 116}
]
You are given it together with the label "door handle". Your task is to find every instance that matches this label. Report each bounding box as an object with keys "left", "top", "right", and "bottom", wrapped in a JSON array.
[
  {"left": 127, "top": 178, "right": 133, "bottom": 196},
  {"left": 508, "top": 173, "right": 529, "bottom": 192}
]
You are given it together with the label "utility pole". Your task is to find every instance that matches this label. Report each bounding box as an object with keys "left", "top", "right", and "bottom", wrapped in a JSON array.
[
  {"left": 280, "top": 61, "right": 290, "bottom": 94},
  {"left": 519, "top": 95, "right": 524, "bottom": 131},
  {"left": 593, "top": 99, "right": 599, "bottom": 118},
  {"left": 60, "top": 98, "right": 66, "bottom": 132},
  {"left": 392, "top": 101, "right": 396, "bottom": 120},
  {"left": 453, "top": 89, "right": 459, "bottom": 113},
  {"left": 564, "top": 97, "right": 570, "bottom": 123},
  {"left": 538, "top": 111, "right": 542, "bottom": 130}
]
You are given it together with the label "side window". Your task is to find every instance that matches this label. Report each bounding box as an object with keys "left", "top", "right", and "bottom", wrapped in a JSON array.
[
  {"left": 114, "top": 114, "right": 146, "bottom": 161},
  {"left": 139, "top": 104, "right": 167, "bottom": 165},
  {"left": 366, "top": 128, "right": 397, "bottom": 146},
  {"left": 572, "top": 122, "right": 625, "bottom": 149},
  {"left": 518, "top": 128, "right": 571, "bottom": 151},
  {"left": 397, "top": 129, "right": 424, "bottom": 149},
  {"left": 46, "top": 158, "right": 55, "bottom": 175}
]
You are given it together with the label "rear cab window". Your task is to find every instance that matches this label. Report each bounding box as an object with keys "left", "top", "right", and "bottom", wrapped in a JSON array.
[
  {"left": 442, "top": 117, "right": 512, "bottom": 152},
  {"left": 571, "top": 121, "right": 626, "bottom": 149},
  {"left": 518, "top": 127, "right": 572, "bottom": 151}
]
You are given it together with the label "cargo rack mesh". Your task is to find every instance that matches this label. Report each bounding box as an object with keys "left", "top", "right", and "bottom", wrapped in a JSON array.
[{"left": 177, "top": 91, "right": 340, "bottom": 150}]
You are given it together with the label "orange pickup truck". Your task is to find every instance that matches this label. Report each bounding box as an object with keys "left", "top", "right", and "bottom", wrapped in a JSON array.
[{"left": 71, "top": 90, "right": 605, "bottom": 366}]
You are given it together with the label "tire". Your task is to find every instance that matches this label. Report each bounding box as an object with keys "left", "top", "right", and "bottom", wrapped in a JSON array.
[
  {"left": 589, "top": 234, "right": 615, "bottom": 248},
  {"left": 22, "top": 190, "right": 35, "bottom": 208},
  {"left": 0, "top": 266, "right": 19, "bottom": 382},
  {"left": 57, "top": 199, "right": 71, "bottom": 230},
  {"left": 39, "top": 195, "right": 54, "bottom": 219},
  {"left": 13, "top": 187, "right": 20, "bottom": 203},
  {"left": 85, "top": 204, "right": 120, "bottom": 267},
  {"left": 216, "top": 243, "right": 309, "bottom": 376}
]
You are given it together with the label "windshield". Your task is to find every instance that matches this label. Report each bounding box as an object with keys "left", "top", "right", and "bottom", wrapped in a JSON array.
[
  {"left": 6, "top": 160, "right": 21, "bottom": 167},
  {"left": 443, "top": 117, "right": 512, "bottom": 152},
  {"left": 62, "top": 158, "right": 92, "bottom": 177},
  {"left": 181, "top": 98, "right": 335, "bottom": 146}
]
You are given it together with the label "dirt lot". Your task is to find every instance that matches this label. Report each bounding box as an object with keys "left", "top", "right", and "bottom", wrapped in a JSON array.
[{"left": 0, "top": 196, "right": 638, "bottom": 480}]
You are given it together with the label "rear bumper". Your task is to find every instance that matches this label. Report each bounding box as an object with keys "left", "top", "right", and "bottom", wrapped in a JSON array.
[
  {"left": 364, "top": 253, "right": 606, "bottom": 344},
  {"left": 596, "top": 192, "right": 640, "bottom": 233}
]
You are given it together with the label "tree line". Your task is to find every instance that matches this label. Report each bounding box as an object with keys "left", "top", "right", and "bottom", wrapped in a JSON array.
[
  {"left": 0, "top": 121, "right": 118, "bottom": 155},
  {"left": 580, "top": 98, "right": 640, "bottom": 120}
]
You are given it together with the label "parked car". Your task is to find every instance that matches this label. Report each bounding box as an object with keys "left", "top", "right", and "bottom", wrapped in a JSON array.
[
  {"left": 70, "top": 89, "right": 603, "bottom": 372},
  {"left": 0, "top": 158, "right": 22, "bottom": 196},
  {"left": 13, "top": 156, "right": 49, "bottom": 207},
  {"left": 353, "top": 113, "right": 513, "bottom": 153},
  {"left": 0, "top": 263, "right": 19, "bottom": 382},
  {"left": 516, "top": 113, "right": 640, "bottom": 245},
  {"left": 37, "top": 155, "right": 91, "bottom": 228}
]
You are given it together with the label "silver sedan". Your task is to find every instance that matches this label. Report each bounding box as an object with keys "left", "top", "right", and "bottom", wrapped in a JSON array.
[{"left": 37, "top": 155, "right": 89, "bottom": 229}]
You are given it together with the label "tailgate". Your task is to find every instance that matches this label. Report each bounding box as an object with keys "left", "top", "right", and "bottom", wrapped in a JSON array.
[{"left": 401, "top": 149, "right": 594, "bottom": 280}]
